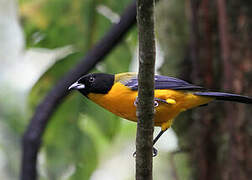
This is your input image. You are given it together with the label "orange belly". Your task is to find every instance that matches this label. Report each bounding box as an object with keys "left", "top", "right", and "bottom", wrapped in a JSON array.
[{"left": 87, "top": 82, "right": 213, "bottom": 130}]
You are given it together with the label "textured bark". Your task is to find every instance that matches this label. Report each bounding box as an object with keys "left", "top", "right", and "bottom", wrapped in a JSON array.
[
  {"left": 135, "top": 0, "right": 156, "bottom": 179},
  {"left": 217, "top": 1, "right": 252, "bottom": 180},
  {"left": 201, "top": 0, "right": 214, "bottom": 88},
  {"left": 21, "top": 1, "right": 137, "bottom": 179},
  {"left": 157, "top": 0, "right": 252, "bottom": 179},
  {"left": 217, "top": 0, "right": 233, "bottom": 89},
  {"left": 190, "top": 1, "right": 252, "bottom": 180},
  {"left": 188, "top": 0, "right": 200, "bottom": 83},
  {"left": 187, "top": 1, "right": 217, "bottom": 180}
]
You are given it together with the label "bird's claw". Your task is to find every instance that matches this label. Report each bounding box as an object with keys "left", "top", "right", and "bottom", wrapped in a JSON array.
[
  {"left": 134, "top": 97, "right": 159, "bottom": 107},
  {"left": 133, "top": 151, "right": 136, "bottom": 157},
  {"left": 132, "top": 147, "right": 158, "bottom": 157},
  {"left": 152, "top": 147, "right": 158, "bottom": 157},
  {"left": 134, "top": 97, "right": 138, "bottom": 107}
]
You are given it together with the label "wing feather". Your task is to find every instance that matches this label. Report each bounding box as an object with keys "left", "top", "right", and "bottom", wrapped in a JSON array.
[{"left": 123, "top": 74, "right": 204, "bottom": 90}]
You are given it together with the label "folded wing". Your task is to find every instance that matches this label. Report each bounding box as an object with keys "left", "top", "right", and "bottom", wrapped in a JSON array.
[
  {"left": 124, "top": 75, "right": 204, "bottom": 91},
  {"left": 120, "top": 73, "right": 252, "bottom": 104}
]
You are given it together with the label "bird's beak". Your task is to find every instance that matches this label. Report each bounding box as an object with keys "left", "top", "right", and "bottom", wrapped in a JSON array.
[{"left": 68, "top": 82, "right": 85, "bottom": 90}]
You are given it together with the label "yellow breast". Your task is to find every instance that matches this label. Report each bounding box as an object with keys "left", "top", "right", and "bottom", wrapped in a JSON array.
[
  {"left": 88, "top": 82, "right": 137, "bottom": 120},
  {"left": 87, "top": 82, "right": 214, "bottom": 129}
]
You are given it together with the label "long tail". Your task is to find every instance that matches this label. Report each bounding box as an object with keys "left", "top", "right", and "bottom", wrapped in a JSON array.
[{"left": 194, "top": 92, "right": 252, "bottom": 104}]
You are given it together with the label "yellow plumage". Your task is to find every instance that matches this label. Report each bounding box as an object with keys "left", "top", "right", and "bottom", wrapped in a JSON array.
[
  {"left": 68, "top": 72, "right": 252, "bottom": 151},
  {"left": 88, "top": 81, "right": 213, "bottom": 130}
]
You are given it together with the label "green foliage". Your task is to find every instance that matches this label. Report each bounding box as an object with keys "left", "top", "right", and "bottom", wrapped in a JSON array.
[
  {"left": 81, "top": 98, "right": 120, "bottom": 140},
  {"left": 0, "top": 88, "right": 27, "bottom": 179},
  {"left": 42, "top": 94, "right": 97, "bottom": 179},
  {"left": 102, "top": 42, "right": 132, "bottom": 73},
  {"left": 155, "top": 0, "right": 189, "bottom": 76},
  {"left": 28, "top": 52, "right": 83, "bottom": 109},
  {"left": 19, "top": 0, "right": 134, "bottom": 179},
  {"left": 20, "top": 0, "right": 132, "bottom": 49}
]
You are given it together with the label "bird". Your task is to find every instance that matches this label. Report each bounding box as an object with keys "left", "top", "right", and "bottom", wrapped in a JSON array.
[{"left": 68, "top": 72, "right": 252, "bottom": 156}]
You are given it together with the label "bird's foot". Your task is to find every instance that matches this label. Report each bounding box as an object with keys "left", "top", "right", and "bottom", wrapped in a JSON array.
[
  {"left": 132, "top": 147, "right": 158, "bottom": 157},
  {"left": 134, "top": 97, "right": 159, "bottom": 108},
  {"left": 153, "top": 147, "right": 158, "bottom": 157},
  {"left": 134, "top": 97, "right": 138, "bottom": 107}
]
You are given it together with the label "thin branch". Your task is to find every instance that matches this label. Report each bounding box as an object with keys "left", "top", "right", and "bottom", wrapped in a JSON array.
[
  {"left": 135, "top": 0, "right": 156, "bottom": 179},
  {"left": 21, "top": 1, "right": 137, "bottom": 179}
]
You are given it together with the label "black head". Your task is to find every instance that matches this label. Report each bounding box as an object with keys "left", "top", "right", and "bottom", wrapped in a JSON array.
[{"left": 68, "top": 73, "right": 114, "bottom": 96}]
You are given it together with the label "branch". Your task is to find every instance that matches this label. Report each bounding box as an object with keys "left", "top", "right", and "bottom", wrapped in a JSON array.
[
  {"left": 21, "top": 1, "right": 137, "bottom": 179},
  {"left": 135, "top": 0, "right": 156, "bottom": 179}
]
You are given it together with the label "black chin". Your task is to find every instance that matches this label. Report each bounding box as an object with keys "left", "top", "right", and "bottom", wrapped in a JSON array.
[{"left": 78, "top": 89, "right": 89, "bottom": 96}]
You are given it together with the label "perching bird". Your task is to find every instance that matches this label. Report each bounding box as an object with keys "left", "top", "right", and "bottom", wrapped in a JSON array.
[{"left": 68, "top": 72, "right": 252, "bottom": 155}]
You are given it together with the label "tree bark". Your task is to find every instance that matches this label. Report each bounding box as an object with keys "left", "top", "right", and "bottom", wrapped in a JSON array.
[
  {"left": 217, "top": 0, "right": 233, "bottom": 89},
  {"left": 21, "top": 1, "right": 137, "bottom": 179},
  {"left": 135, "top": 0, "right": 156, "bottom": 179},
  {"left": 157, "top": 0, "right": 252, "bottom": 179},
  {"left": 217, "top": 1, "right": 251, "bottom": 180}
]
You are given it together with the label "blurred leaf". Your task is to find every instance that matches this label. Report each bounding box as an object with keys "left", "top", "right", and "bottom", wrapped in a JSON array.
[
  {"left": 28, "top": 48, "right": 123, "bottom": 138},
  {"left": 102, "top": 42, "right": 132, "bottom": 73},
  {"left": 43, "top": 93, "right": 97, "bottom": 179},
  {"left": 28, "top": 52, "right": 82, "bottom": 109},
  {"left": 0, "top": 88, "right": 27, "bottom": 134},
  {"left": 23, "top": 0, "right": 136, "bottom": 179},
  {"left": 81, "top": 98, "right": 121, "bottom": 140},
  {"left": 27, "top": 33, "right": 134, "bottom": 179},
  {"left": 155, "top": 0, "right": 189, "bottom": 76},
  {"left": 20, "top": 0, "right": 132, "bottom": 49},
  {"left": 27, "top": 51, "right": 99, "bottom": 179},
  {"left": 125, "top": 27, "right": 138, "bottom": 55}
]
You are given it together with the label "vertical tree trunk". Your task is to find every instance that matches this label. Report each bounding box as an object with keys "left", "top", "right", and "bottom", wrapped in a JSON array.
[
  {"left": 217, "top": 1, "right": 252, "bottom": 180},
  {"left": 135, "top": 0, "right": 156, "bottom": 179},
  {"left": 156, "top": 0, "right": 252, "bottom": 179},
  {"left": 187, "top": 1, "right": 219, "bottom": 180},
  {"left": 188, "top": 1, "right": 252, "bottom": 180}
]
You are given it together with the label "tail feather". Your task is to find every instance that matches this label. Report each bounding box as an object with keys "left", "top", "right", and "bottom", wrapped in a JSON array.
[{"left": 194, "top": 92, "right": 252, "bottom": 104}]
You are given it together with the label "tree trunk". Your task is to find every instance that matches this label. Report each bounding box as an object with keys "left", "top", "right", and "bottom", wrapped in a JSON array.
[
  {"left": 185, "top": 1, "right": 252, "bottom": 179},
  {"left": 156, "top": 0, "right": 252, "bottom": 179},
  {"left": 135, "top": 0, "right": 156, "bottom": 179}
]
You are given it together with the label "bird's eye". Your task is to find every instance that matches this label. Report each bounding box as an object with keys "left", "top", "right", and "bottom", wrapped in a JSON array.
[{"left": 89, "top": 76, "right": 95, "bottom": 82}]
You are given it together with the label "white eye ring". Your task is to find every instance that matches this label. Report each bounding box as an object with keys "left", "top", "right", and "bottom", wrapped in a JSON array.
[{"left": 89, "top": 76, "right": 95, "bottom": 82}]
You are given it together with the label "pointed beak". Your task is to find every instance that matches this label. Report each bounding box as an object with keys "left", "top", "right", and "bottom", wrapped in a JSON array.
[{"left": 68, "top": 82, "right": 85, "bottom": 90}]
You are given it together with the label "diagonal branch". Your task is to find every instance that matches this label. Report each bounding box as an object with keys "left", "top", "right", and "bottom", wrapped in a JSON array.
[{"left": 21, "top": 1, "right": 136, "bottom": 179}]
